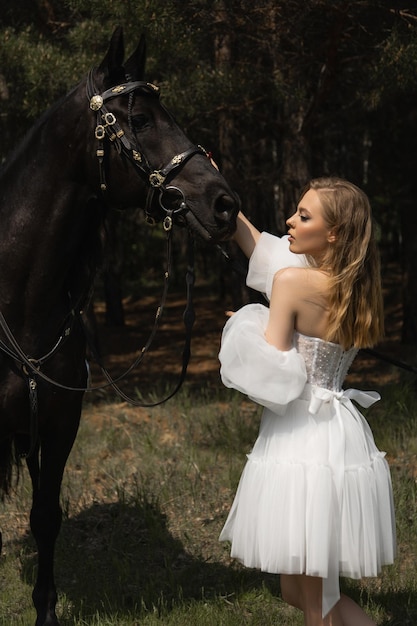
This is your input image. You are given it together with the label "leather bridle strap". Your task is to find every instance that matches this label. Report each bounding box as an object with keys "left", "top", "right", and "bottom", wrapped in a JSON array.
[{"left": 86, "top": 69, "right": 208, "bottom": 203}]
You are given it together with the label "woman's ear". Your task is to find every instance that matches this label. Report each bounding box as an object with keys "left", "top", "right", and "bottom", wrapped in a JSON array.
[{"left": 327, "top": 229, "right": 337, "bottom": 243}]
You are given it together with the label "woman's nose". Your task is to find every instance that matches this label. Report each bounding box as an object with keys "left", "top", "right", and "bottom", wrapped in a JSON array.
[{"left": 286, "top": 214, "right": 295, "bottom": 228}]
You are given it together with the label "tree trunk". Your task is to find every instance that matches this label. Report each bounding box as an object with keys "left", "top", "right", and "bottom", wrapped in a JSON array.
[
  {"left": 213, "top": 1, "right": 246, "bottom": 308},
  {"left": 401, "top": 203, "right": 417, "bottom": 344},
  {"left": 276, "top": 103, "right": 311, "bottom": 232}
]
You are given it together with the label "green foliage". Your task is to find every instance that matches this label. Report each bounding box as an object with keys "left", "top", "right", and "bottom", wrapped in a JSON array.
[
  {"left": 1, "top": 28, "right": 71, "bottom": 116},
  {"left": 367, "top": 18, "right": 417, "bottom": 107}
]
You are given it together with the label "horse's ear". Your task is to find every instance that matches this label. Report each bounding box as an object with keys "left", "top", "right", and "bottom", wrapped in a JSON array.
[
  {"left": 124, "top": 34, "right": 147, "bottom": 81},
  {"left": 97, "top": 27, "right": 126, "bottom": 84}
]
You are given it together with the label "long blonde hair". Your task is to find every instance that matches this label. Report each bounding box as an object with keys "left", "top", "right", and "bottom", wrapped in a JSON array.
[{"left": 301, "top": 177, "right": 384, "bottom": 349}]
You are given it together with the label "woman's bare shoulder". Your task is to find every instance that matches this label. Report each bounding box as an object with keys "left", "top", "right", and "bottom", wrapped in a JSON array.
[
  {"left": 273, "top": 267, "right": 330, "bottom": 305},
  {"left": 273, "top": 266, "right": 328, "bottom": 286}
]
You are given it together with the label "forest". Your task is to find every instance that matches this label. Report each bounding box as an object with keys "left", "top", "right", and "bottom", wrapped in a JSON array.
[{"left": 1, "top": 0, "right": 417, "bottom": 344}]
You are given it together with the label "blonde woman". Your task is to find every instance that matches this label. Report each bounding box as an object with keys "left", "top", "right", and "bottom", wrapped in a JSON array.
[{"left": 219, "top": 178, "right": 395, "bottom": 626}]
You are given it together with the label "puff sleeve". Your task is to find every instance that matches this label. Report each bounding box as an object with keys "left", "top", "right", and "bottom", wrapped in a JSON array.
[
  {"left": 219, "top": 303, "right": 307, "bottom": 414},
  {"left": 246, "top": 232, "right": 307, "bottom": 300}
]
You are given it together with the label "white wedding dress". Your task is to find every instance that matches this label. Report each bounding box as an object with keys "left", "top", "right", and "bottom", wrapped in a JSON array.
[{"left": 219, "top": 233, "right": 396, "bottom": 616}]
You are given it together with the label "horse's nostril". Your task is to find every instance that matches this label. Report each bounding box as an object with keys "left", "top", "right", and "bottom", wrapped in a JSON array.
[{"left": 215, "top": 195, "right": 236, "bottom": 222}]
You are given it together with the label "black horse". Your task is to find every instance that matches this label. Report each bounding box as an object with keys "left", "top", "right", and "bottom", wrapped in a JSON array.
[{"left": 0, "top": 28, "right": 238, "bottom": 626}]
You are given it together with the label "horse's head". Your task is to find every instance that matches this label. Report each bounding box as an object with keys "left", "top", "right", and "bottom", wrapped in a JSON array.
[{"left": 86, "top": 27, "right": 239, "bottom": 242}]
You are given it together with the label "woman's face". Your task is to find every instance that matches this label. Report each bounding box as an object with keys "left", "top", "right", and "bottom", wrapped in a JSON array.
[{"left": 286, "top": 189, "right": 334, "bottom": 260}]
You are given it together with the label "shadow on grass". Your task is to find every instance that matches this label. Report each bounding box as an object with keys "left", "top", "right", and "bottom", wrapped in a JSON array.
[
  {"left": 18, "top": 497, "right": 416, "bottom": 625},
  {"left": 339, "top": 581, "right": 417, "bottom": 626},
  {"left": 376, "top": 594, "right": 417, "bottom": 626},
  {"left": 372, "top": 591, "right": 417, "bottom": 626},
  {"left": 19, "top": 496, "right": 281, "bottom": 623}
]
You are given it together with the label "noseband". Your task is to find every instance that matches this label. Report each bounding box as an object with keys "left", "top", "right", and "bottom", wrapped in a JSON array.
[{"left": 86, "top": 69, "right": 208, "bottom": 230}]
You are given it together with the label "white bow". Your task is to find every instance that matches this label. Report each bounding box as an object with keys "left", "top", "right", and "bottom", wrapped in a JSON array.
[{"left": 308, "top": 386, "right": 380, "bottom": 415}]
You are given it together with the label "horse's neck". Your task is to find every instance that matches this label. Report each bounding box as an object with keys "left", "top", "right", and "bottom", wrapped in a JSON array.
[
  {"left": 0, "top": 87, "right": 100, "bottom": 331},
  {"left": 2, "top": 92, "right": 92, "bottom": 215}
]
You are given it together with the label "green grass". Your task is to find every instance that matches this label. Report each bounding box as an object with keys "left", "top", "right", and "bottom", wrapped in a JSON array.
[{"left": 1, "top": 379, "right": 417, "bottom": 625}]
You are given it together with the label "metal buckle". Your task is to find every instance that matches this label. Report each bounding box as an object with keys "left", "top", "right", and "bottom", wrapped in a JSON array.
[{"left": 103, "top": 112, "right": 116, "bottom": 125}]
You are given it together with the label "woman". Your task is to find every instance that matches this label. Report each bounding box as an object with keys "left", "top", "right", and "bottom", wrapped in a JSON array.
[{"left": 219, "top": 178, "right": 396, "bottom": 626}]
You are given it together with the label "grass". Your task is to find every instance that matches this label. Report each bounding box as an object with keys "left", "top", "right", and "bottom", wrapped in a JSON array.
[{"left": 0, "top": 376, "right": 417, "bottom": 625}]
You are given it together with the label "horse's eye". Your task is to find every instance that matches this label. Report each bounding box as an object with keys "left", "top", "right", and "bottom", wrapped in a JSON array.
[{"left": 132, "top": 114, "right": 150, "bottom": 131}]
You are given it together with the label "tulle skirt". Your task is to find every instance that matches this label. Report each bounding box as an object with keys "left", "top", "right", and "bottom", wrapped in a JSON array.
[{"left": 220, "top": 385, "right": 396, "bottom": 590}]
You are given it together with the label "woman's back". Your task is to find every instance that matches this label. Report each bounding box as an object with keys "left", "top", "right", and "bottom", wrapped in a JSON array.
[
  {"left": 294, "top": 331, "right": 357, "bottom": 391},
  {"left": 268, "top": 266, "right": 333, "bottom": 346}
]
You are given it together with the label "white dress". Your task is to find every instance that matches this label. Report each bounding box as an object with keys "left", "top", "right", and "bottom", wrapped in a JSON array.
[{"left": 219, "top": 233, "right": 396, "bottom": 617}]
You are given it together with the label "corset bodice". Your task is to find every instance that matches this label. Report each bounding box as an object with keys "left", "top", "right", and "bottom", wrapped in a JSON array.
[{"left": 294, "top": 332, "right": 358, "bottom": 392}]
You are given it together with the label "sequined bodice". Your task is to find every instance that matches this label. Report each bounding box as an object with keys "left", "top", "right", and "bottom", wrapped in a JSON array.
[{"left": 294, "top": 332, "right": 358, "bottom": 392}]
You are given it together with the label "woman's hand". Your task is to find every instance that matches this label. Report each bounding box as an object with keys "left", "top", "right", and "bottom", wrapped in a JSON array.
[{"left": 233, "top": 211, "right": 261, "bottom": 259}]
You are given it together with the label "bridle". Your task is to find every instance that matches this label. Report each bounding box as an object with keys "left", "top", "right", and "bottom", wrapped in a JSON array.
[{"left": 86, "top": 68, "right": 210, "bottom": 232}]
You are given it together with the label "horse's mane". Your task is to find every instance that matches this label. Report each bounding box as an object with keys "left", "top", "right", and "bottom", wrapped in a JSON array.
[{"left": 1, "top": 85, "right": 81, "bottom": 172}]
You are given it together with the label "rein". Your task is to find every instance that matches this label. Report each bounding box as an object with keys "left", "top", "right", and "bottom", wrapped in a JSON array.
[{"left": 80, "top": 228, "right": 196, "bottom": 406}]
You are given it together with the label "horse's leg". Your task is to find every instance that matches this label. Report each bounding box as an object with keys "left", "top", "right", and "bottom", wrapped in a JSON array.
[
  {"left": 27, "top": 396, "right": 82, "bottom": 626},
  {"left": 26, "top": 445, "right": 60, "bottom": 626}
]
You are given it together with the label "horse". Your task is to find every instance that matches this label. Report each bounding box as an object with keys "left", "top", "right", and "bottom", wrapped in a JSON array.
[{"left": 0, "top": 27, "right": 238, "bottom": 626}]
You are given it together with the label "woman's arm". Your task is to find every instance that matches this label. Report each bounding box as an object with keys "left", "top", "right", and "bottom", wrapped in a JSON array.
[
  {"left": 265, "top": 268, "right": 298, "bottom": 351},
  {"left": 233, "top": 211, "right": 261, "bottom": 259}
]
